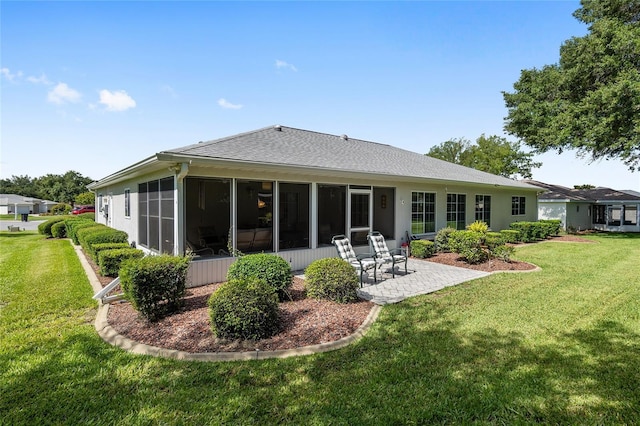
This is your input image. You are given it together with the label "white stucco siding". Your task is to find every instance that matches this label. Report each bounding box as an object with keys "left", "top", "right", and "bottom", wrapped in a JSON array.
[
  {"left": 565, "top": 202, "right": 592, "bottom": 231},
  {"left": 538, "top": 202, "right": 568, "bottom": 229}
]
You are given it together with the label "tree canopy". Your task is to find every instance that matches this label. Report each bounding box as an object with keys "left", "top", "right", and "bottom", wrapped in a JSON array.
[
  {"left": 426, "top": 135, "right": 541, "bottom": 179},
  {"left": 0, "top": 171, "right": 94, "bottom": 204},
  {"left": 503, "top": 0, "right": 640, "bottom": 171}
]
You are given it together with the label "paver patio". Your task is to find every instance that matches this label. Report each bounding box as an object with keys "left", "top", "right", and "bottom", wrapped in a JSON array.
[{"left": 354, "top": 258, "right": 490, "bottom": 305}]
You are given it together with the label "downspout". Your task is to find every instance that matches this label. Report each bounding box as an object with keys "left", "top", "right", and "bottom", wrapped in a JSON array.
[{"left": 175, "top": 162, "right": 190, "bottom": 255}]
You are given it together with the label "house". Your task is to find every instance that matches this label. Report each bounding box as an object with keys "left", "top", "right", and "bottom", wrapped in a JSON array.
[
  {"left": 88, "top": 125, "right": 541, "bottom": 285},
  {"left": 527, "top": 180, "right": 640, "bottom": 233},
  {"left": 0, "top": 194, "right": 56, "bottom": 215}
]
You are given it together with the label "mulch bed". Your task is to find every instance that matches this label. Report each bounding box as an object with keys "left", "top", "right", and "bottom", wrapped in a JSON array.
[{"left": 93, "top": 233, "right": 593, "bottom": 353}]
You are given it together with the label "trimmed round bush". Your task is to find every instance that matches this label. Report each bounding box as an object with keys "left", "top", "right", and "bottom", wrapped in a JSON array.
[
  {"left": 226, "top": 253, "right": 292, "bottom": 301},
  {"left": 435, "top": 227, "right": 456, "bottom": 252},
  {"left": 38, "top": 217, "right": 66, "bottom": 237},
  {"left": 51, "top": 221, "right": 67, "bottom": 238},
  {"left": 208, "top": 278, "right": 281, "bottom": 340},
  {"left": 120, "top": 254, "right": 190, "bottom": 321},
  {"left": 410, "top": 239, "right": 435, "bottom": 259},
  {"left": 304, "top": 258, "right": 359, "bottom": 303}
]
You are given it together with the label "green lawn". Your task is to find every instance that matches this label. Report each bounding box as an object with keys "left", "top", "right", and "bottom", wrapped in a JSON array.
[{"left": 1, "top": 232, "right": 639, "bottom": 424}]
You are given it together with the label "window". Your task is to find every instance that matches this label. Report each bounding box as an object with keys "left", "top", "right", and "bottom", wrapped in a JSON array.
[
  {"left": 512, "top": 196, "right": 526, "bottom": 216},
  {"left": 124, "top": 189, "right": 131, "bottom": 217},
  {"left": 475, "top": 195, "right": 491, "bottom": 226},
  {"left": 608, "top": 205, "right": 622, "bottom": 226},
  {"left": 138, "top": 177, "right": 174, "bottom": 253},
  {"left": 318, "top": 185, "right": 346, "bottom": 246},
  {"left": 98, "top": 193, "right": 103, "bottom": 215},
  {"left": 447, "top": 194, "right": 466, "bottom": 230},
  {"left": 279, "top": 183, "right": 310, "bottom": 250},
  {"left": 624, "top": 205, "right": 637, "bottom": 225},
  {"left": 411, "top": 192, "right": 435, "bottom": 234}
]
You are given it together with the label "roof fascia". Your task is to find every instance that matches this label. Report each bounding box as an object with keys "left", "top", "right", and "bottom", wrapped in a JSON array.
[{"left": 88, "top": 155, "right": 166, "bottom": 189}]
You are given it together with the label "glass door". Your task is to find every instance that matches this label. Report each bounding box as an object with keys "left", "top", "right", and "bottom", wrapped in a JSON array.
[{"left": 348, "top": 187, "right": 372, "bottom": 246}]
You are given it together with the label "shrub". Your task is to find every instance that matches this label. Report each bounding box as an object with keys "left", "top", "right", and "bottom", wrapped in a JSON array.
[
  {"left": 226, "top": 253, "right": 292, "bottom": 301},
  {"left": 304, "top": 258, "right": 359, "bottom": 303},
  {"left": 410, "top": 240, "right": 436, "bottom": 259},
  {"left": 92, "top": 242, "right": 131, "bottom": 260},
  {"left": 38, "top": 217, "right": 66, "bottom": 237},
  {"left": 500, "top": 229, "right": 521, "bottom": 243},
  {"left": 78, "top": 227, "right": 128, "bottom": 260},
  {"left": 490, "top": 244, "right": 516, "bottom": 262},
  {"left": 51, "top": 203, "right": 72, "bottom": 215},
  {"left": 466, "top": 220, "right": 489, "bottom": 233},
  {"left": 484, "top": 232, "right": 505, "bottom": 249},
  {"left": 78, "top": 212, "right": 96, "bottom": 221},
  {"left": 71, "top": 223, "right": 104, "bottom": 245},
  {"left": 120, "top": 254, "right": 190, "bottom": 321},
  {"left": 98, "top": 248, "right": 144, "bottom": 276},
  {"left": 509, "top": 222, "right": 537, "bottom": 243},
  {"left": 51, "top": 221, "right": 67, "bottom": 238},
  {"left": 208, "top": 278, "right": 281, "bottom": 340},
  {"left": 435, "top": 227, "right": 456, "bottom": 252},
  {"left": 449, "top": 230, "right": 488, "bottom": 264},
  {"left": 539, "top": 219, "right": 562, "bottom": 237}
]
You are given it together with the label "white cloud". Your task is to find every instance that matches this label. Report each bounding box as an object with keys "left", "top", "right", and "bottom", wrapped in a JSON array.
[
  {"left": 27, "top": 73, "right": 51, "bottom": 85},
  {"left": 275, "top": 59, "right": 298, "bottom": 72},
  {"left": 98, "top": 89, "right": 136, "bottom": 111},
  {"left": 1, "top": 67, "right": 23, "bottom": 82},
  {"left": 47, "top": 83, "right": 82, "bottom": 104},
  {"left": 217, "top": 98, "right": 243, "bottom": 110}
]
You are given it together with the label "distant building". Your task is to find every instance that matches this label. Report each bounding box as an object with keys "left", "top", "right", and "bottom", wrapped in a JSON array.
[{"left": 526, "top": 181, "right": 640, "bottom": 233}]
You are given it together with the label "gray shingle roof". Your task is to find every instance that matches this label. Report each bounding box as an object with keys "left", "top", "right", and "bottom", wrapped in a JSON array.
[
  {"left": 163, "top": 125, "right": 539, "bottom": 189},
  {"left": 525, "top": 180, "right": 640, "bottom": 202}
]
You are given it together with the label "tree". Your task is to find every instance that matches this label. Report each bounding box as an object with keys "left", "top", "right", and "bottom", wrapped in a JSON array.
[
  {"left": 75, "top": 192, "right": 95, "bottom": 206},
  {"left": 36, "top": 171, "right": 94, "bottom": 204},
  {"left": 0, "top": 171, "right": 94, "bottom": 203},
  {"left": 426, "top": 135, "right": 541, "bottom": 179},
  {"left": 503, "top": 0, "right": 640, "bottom": 171}
]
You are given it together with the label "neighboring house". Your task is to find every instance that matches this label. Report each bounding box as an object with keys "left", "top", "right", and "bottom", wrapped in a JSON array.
[
  {"left": 88, "top": 125, "right": 541, "bottom": 285},
  {"left": 527, "top": 180, "right": 640, "bottom": 233},
  {"left": 0, "top": 194, "right": 58, "bottom": 215}
]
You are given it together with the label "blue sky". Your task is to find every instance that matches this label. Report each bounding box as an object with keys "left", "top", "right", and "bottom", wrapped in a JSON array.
[{"left": 2, "top": 1, "right": 639, "bottom": 191}]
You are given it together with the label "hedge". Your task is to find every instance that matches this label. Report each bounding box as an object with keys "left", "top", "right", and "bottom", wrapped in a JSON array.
[
  {"left": 120, "top": 254, "right": 191, "bottom": 321},
  {"left": 51, "top": 221, "right": 67, "bottom": 238},
  {"left": 98, "top": 248, "right": 144, "bottom": 277},
  {"left": 78, "top": 227, "right": 128, "bottom": 261},
  {"left": 38, "top": 217, "right": 66, "bottom": 237}
]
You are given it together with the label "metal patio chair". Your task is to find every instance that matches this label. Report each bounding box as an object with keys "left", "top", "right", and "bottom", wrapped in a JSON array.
[
  {"left": 368, "top": 231, "right": 408, "bottom": 279},
  {"left": 331, "top": 234, "right": 377, "bottom": 286}
]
